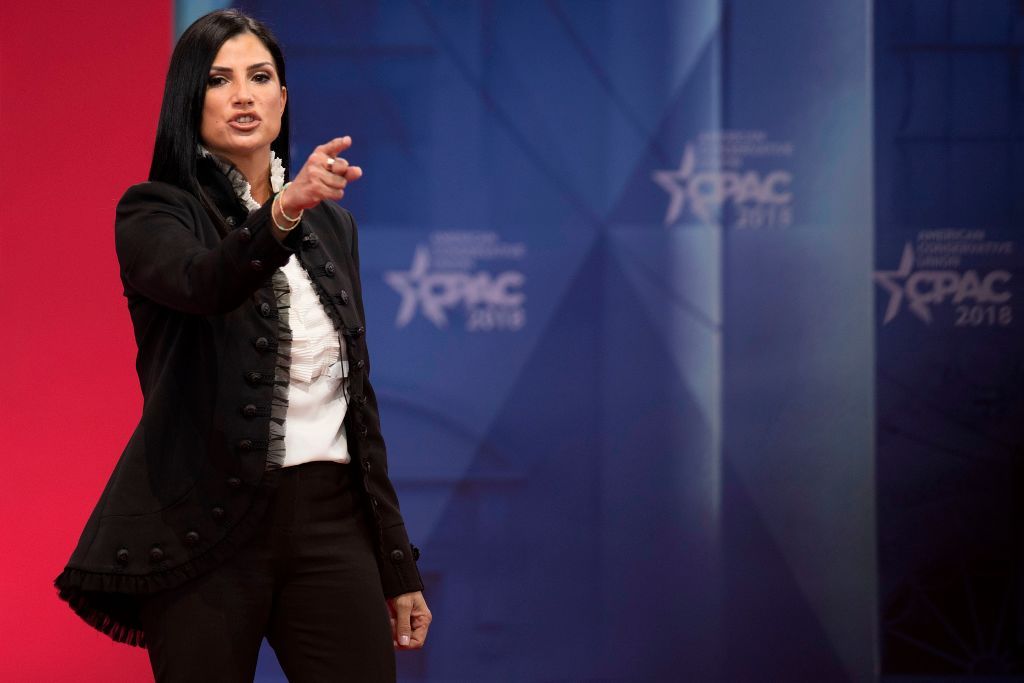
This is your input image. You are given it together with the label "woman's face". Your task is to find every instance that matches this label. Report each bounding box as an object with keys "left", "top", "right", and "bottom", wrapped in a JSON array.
[{"left": 200, "top": 32, "right": 286, "bottom": 167}]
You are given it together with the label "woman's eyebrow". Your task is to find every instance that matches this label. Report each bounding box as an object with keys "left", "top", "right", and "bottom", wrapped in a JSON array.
[{"left": 209, "top": 62, "right": 274, "bottom": 72}]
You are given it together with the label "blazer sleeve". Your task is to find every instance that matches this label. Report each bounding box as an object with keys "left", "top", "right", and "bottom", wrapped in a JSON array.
[
  {"left": 114, "top": 182, "right": 299, "bottom": 315},
  {"left": 341, "top": 206, "right": 425, "bottom": 596}
]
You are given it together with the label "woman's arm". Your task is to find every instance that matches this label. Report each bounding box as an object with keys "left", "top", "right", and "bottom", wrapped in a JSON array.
[
  {"left": 115, "top": 182, "right": 297, "bottom": 315},
  {"left": 333, "top": 204, "right": 429, "bottom": 635},
  {"left": 115, "top": 137, "right": 360, "bottom": 316}
]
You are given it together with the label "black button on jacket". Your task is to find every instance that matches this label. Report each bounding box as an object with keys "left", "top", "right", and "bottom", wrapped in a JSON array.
[{"left": 53, "top": 158, "right": 423, "bottom": 647}]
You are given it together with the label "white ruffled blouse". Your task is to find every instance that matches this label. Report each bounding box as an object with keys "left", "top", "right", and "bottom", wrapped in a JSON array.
[{"left": 200, "top": 147, "right": 351, "bottom": 467}]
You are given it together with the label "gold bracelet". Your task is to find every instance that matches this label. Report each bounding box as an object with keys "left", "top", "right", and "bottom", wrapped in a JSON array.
[
  {"left": 272, "top": 191, "right": 301, "bottom": 232},
  {"left": 279, "top": 182, "right": 304, "bottom": 222}
]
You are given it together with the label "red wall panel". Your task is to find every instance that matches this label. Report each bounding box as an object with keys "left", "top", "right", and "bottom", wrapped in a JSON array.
[{"left": 0, "top": 2, "right": 170, "bottom": 679}]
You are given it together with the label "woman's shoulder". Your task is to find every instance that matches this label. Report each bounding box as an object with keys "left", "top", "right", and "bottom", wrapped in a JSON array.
[
  {"left": 117, "top": 180, "right": 199, "bottom": 211},
  {"left": 115, "top": 182, "right": 209, "bottom": 242}
]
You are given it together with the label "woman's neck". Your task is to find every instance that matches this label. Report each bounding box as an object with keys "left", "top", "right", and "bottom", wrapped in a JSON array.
[
  {"left": 233, "top": 154, "right": 271, "bottom": 204},
  {"left": 202, "top": 146, "right": 272, "bottom": 204}
]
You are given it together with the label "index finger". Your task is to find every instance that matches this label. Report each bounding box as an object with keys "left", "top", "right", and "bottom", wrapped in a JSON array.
[{"left": 318, "top": 136, "right": 352, "bottom": 157}]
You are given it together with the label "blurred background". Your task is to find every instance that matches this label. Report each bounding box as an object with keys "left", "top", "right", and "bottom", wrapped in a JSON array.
[{"left": 1, "top": 0, "right": 1022, "bottom": 680}]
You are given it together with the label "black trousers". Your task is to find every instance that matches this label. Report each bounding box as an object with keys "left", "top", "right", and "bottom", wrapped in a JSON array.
[{"left": 139, "top": 461, "right": 395, "bottom": 682}]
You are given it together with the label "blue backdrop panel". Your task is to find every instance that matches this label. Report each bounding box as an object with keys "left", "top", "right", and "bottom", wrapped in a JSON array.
[
  {"left": 217, "top": 1, "right": 875, "bottom": 680},
  {"left": 874, "top": 0, "right": 1024, "bottom": 677}
]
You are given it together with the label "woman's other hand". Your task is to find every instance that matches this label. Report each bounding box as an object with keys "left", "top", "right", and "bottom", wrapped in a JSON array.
[
  {"left": 387, "top": 591, "right": 432, "bottom": 650},
  {"left": 281, "top": 136, "right": 363, "bottom": 214}
]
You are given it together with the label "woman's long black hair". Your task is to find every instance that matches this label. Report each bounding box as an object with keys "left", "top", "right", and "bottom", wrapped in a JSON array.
[{"left": 149, "top": 10, "right": 290, "bottom": 231}]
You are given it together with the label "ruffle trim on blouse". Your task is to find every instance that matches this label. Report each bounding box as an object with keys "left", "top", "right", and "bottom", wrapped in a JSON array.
[
  {"left": 52, "top": 466, "right": 284, "bottom": 648},
  {"left": 266, "top": 268, "right": 291, "bottom": 471},
  {"left": 281, "top": 259, "right": 343, "bottom": 384}
]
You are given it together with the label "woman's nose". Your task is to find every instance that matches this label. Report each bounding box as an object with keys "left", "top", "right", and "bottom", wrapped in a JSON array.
[{"left": 232, "top": 81, "right": 254, "bottom": 105}]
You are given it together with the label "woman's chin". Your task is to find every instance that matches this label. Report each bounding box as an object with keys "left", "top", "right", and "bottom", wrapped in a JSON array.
[{"left": 205, "top": 139, "right": 274, "bottom": 162}]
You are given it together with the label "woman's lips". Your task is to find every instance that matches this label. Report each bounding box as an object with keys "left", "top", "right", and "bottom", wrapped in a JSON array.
[{"left": 228, "top": 115, "right": 260, "bottom": 131}]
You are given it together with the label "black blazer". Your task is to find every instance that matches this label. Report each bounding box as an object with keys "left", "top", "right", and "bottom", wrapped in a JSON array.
[{"left": 54, "top": 158, "right": 423, "bottom": 647}]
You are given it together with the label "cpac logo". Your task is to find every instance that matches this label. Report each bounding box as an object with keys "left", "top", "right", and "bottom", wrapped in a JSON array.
[
  {"left": 384, "top": 246, "right": 525, "bottom": 328},
  {"left": 874, "top": 244, "right": 1011, "bottom": 324},
  {"left": 652, "top": 145, "right": 793, "bottom": 225}
]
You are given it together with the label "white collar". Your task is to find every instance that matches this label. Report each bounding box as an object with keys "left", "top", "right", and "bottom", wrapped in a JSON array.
[{"left": 197, "top": 145, "right": 286, "bottom": 213}]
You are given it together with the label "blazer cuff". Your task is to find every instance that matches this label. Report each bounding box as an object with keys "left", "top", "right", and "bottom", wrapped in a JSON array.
[
  {"left": 231, "top": 201, "right": 300, "bottom": 272},
  {"left": 376, "top": 523, "right": 425, "bottom": 597}
]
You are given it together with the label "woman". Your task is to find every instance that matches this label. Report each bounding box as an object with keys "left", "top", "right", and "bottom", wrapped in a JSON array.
[{"left": 53, "top": 9, "right": 430, "bottom": 681}]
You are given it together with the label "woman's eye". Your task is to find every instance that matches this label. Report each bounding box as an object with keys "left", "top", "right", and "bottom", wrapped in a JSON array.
[
  {"left": 207, "top": 76, "right": 227, "bottom": 87},
  {"left": 253, "top": 72, "right": 271, "bottom": 83}
]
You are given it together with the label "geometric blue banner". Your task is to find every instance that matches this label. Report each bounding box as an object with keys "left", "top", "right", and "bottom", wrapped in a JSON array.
[{"left": 221, "top": 1, "right": 876, "bottom": 679}]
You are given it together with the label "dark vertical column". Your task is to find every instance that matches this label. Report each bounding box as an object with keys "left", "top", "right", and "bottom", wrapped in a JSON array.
[{"left": 874, "top": 0, "right": 1024, "bottom": 676}]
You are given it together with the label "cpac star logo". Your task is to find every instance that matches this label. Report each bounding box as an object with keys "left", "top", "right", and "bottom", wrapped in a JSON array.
[
  {"left": 384, "top": 246, "right": 525, "bottom": 329},
  {"left": 873, "top": 243, "right": 1012, "bottom": 324},
  {"left": 873, "top": 243, "right": 916, "bottom": 324},
  {"left": 384, "top": 246, "right": 435, "bottom": 327},
  {"left": 651, "top": 145, "right": 699, "bottom": 224},
  {"left": 651, "top": 144, "right": 793, "bottom": 226}
]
